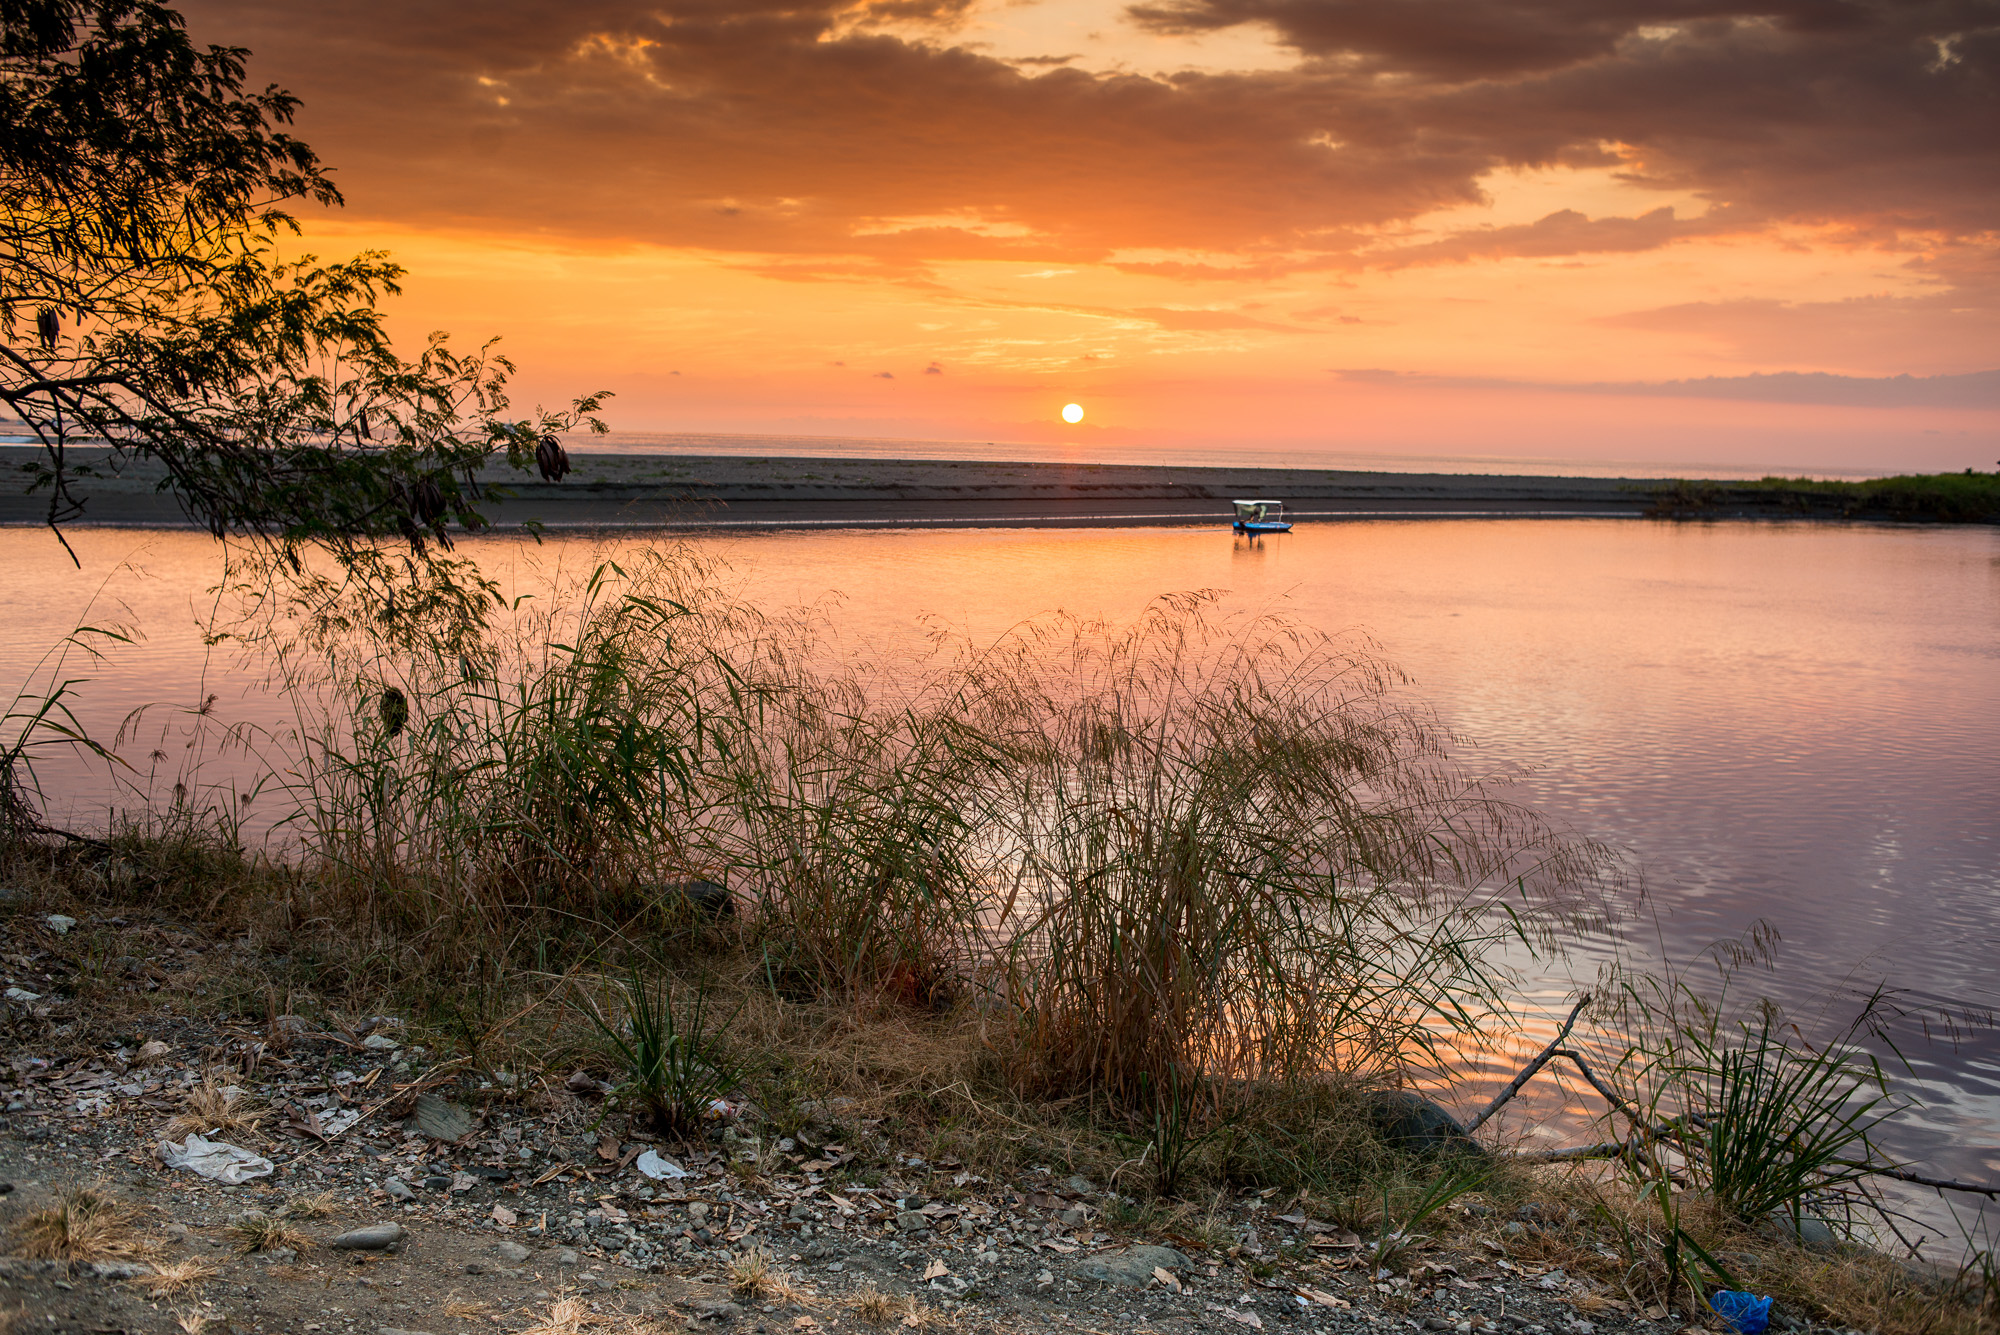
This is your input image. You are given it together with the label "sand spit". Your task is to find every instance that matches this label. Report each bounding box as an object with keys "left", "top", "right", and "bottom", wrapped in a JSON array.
[{"left": 0, "top": 448, "right": 1660, "bottom": 531}]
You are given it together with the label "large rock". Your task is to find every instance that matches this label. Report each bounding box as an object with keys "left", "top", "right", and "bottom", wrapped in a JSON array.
[
  {"left": 493, "top": 1240, "right": 532, "bottom": 1264},
  {"left": 1075, "top": 1244, "right": 1191, "bottom": 1288},
  {"left": 408, "top": 1093, "right": 475, "bottom": 1142},
  {"left": 330, "top": 1223, "right": 407, "bottom": 1252},
  {"left": 1365, "top": 1090, "right": 1482, "bottom": 1154}
]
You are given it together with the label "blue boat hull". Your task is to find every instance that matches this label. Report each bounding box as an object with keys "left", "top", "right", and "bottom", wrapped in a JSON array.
[{"left": 1234, "top": 520, "right": 1292, "bottom": 533}]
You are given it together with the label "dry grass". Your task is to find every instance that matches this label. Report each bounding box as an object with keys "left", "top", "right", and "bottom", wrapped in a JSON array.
[
  {"left": 8, "top": 1186, "right": 151, "bottom": 1264},
  {"left": 135, "top": 1258, "right": 218, "bottom": 1299},
  {"left": 442, "top": 1297, "right": 491, "bottom": 1319},
  {"left": 727, "top": 1247, "right": 810, "bottom": 1304},
  {"left": 848, "top": 1284, "right": 898, "bottom": 1323},
  {"left": 227, "top": 1212, "right": 311, "bottom": 1255},
  {"left": 519, "top": 1296, "right": 603, "bottom": 1335},
  {"left": 281, "top": 1190, "right": 340, "bottom": 1220},
  {"left": 848, "top": 1284, "right": 940, "bottom": 1328},
  {"left": 165, "top": 1079, "right": 265, "bottom": 1139}
]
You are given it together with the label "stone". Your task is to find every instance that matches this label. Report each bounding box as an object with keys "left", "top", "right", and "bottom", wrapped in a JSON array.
[
  {"left": 687, "top": 1202, "right": 711, "bottom": 1224},
  {"left": 1074, "top": 1244, "right": 1191, "bottom": 1288},
  {"left": 663, "top": 878, "right": 736, "bottom": 918},
  {"left": 254, "top": 1248, "right": 298, "bottom": 1265},
  {"left": 693, "top": 1299, "right": 745, "bottom": 1321},
  {"left": 494, "top": 1240, "right": 532, "bottom": 1264},
  {"left": 383, "top": 1177, "right": 416, "bottom": 1202},
  {"left": 896, "top": 1210, "right": 930, "bottom": 1233},
  {"left": 330, "top": 1223, "right": 407, "bottom": 1252},
  {"left": 379, "top": 1328, "right": 438, "bottom": 1335},
  {"left": 79, "top": 1260, "right": 153, "bottom": 1279},
  {"left": 44, "top": 914, "right": 76, "bottom": 935},
  {"left": 134, "top": 1039, "right": 171, "bottom": 1065},
  {"left": 1057, "top": 1205, "right": 1090, "bottom": 1228},
  {"left": 1765, "top": 1213, "right": 1838, "bottom": 1252},
  {"left": 362, "top": 1034, "right": 400, "bottom": 1051},
  {"left": 408, "top": 1093, "right": 475, "bottom": 1142},
  {"left": 553, "top": 1248, "right": 581, "bottom": 1267},
  {"left": 1365, "top": 1090, "right": 1481, "bottom": 1154},
  {"left": 421, "top": 1175, "right": 453, "bottom": 1191}
]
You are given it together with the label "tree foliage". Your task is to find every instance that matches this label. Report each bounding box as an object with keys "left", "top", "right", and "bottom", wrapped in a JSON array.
[{"left": 0, "top": 0, "right": 607, "bottom": 595}]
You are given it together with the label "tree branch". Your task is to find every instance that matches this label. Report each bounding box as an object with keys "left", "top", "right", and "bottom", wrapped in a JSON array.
[{"left": 1465, "top": 992, "right": 1591, "bottom": 1133}]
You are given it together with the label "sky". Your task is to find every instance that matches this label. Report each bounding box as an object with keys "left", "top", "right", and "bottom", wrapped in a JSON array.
[{"left": 177, "top": 0, "right": 2000, "bottom": 473}]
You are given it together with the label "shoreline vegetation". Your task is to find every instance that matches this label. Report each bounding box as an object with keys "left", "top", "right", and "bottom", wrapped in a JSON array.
[
  {"left": 5, "top": 445, "right": 1997, "bottom": 530},
  {"left": 4, "top": 549, "right": 1997, "bottom": 1334},
  {"left": 1642, "top": 475, "right": 2000, "bottom": 525}
]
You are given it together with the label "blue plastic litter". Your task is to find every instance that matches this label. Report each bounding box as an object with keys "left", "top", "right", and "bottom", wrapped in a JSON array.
[{"left": 1710, "top": 1290, "right": 1774, "bottom": 1334}]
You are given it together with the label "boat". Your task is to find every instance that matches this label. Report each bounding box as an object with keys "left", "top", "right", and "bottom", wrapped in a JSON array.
[{"left": 1231, "top": 499, "right": 1293, "bottom": 533}]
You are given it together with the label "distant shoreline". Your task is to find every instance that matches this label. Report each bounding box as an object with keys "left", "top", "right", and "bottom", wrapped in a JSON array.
[{"left": 0, "top": 447, "right": 1662, "bottom": 530}]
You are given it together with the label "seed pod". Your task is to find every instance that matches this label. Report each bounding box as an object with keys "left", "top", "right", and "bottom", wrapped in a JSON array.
[
  {"left": 36, "top": 307, "right": 58, "bottom": 350},
  {"left": 166, "top": 365, "right": 189, "bottom": 397},
  {"left": 535, "top": 434, "right": 571, "bottom": 482},
  {"left": 378, "top": 687, "right": 409, "bottom": 738},
  {"left": 411, "top": 477, "right": 447, "bottom": 526},
  {"left": 357, "top": 408, "right": 372, "bottom": 440}
]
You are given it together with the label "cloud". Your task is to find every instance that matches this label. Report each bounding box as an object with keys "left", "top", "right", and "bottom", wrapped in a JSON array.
[
  {"left": 1330, "top": 365, "right": 2000, "bottom": 408},
  {"left": 176, "top": 0, "right": 1997, "bottom": 280},
  {"left": 1374, "top": 205, "right": 1740, "bottom": 267}
]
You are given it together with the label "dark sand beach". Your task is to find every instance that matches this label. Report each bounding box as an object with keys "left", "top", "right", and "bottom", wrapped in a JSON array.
[{"left": 0, "top": 446, "right": 1661, "bottom": 530}]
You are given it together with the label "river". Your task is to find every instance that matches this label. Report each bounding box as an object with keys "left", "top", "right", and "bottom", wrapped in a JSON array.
[{"left": 4, "top": 516, "right": 1996, "bottom": 1249}]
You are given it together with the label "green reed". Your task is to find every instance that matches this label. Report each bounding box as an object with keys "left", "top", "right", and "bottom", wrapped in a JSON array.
[{"left": 1608, "top": 966, "right": 1906, "bottom": 1239}]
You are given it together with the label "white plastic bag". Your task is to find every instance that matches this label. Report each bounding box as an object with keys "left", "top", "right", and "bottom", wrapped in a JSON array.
[
  {"left": 634, "top": 1148, "right": 688, "bottom": 1180},
  {"left": 157, "top": 1132, "right": 275, "bottom": 1184}
]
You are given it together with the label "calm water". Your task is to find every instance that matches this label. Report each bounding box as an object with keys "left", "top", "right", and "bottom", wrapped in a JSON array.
[{"left": 4, "top": 518, "right": 1997, "bottom": 1244}]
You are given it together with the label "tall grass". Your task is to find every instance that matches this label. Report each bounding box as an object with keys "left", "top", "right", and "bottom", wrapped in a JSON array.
[
  {"left": 252, "top": 546, "right": 1616, "bottom": 1112},
  {"left": 954, "top": 596, "right": 1611, "bottom": 1103},
  {"left": 272, "top": 549, "right": 758, "bottom": 936}
]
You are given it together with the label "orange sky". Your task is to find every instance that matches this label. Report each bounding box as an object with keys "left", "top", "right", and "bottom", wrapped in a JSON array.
[{"left": 182, "top": 1, "right": 1999, "bottom": 472}]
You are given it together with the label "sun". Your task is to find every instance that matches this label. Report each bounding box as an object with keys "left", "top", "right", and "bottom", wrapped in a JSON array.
[{"left": 1061, "top": 403, "right": 1083, "bottom": 424}]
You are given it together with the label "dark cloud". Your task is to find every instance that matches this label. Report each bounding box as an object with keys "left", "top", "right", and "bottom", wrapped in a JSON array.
[
  {"left": 175, "top": 0, "right": 1999, "bottom": 278},
  {"left": 1126, "top": 1, "right": 1877, "bottom": 80}
]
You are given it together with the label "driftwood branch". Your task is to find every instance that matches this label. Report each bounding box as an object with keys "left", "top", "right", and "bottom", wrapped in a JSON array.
[
  {"left": 1838, "top": 1163, "right": 2000, "bottom": 1200},
  {"left": 1552, "top": 1048, "right": 1647, "bottom": 1124},
  {"left": 1482, "top": 1031, "right": 2000, "bottom": 1200},
  {"left": 1465, "top": 993, "right": 1591, "bottom": 1134}
]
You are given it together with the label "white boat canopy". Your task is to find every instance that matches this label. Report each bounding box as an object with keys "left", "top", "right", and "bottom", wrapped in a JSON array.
[{"left": 1232, "top": 499, "right": 1285, "bottom": 520}]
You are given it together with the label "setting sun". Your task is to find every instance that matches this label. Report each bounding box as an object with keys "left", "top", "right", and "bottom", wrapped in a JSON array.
[{"left": 1061, "top": 403, "right": 1083, "bottom": 424}]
